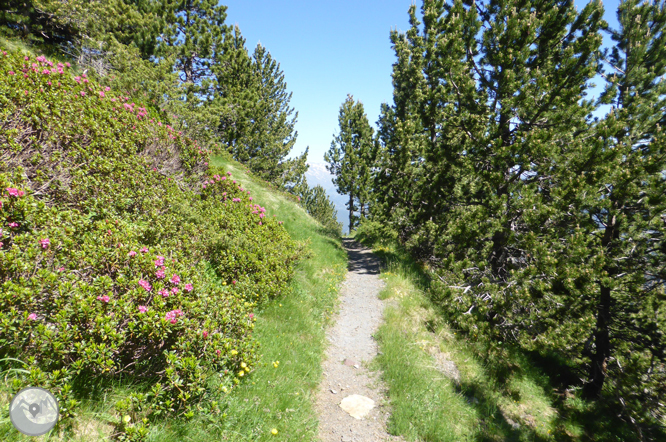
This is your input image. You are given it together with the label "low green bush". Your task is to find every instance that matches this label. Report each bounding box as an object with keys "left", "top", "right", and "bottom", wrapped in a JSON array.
[
  {"left": 0, "top": 49, "right": 301, "bottom": 437},
  {"left": 355, "top": 219, "right": 397, "bottom": 246}
]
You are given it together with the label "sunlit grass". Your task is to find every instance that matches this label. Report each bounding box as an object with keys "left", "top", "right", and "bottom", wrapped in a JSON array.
[
  {"left": 141, "top": 155, "right": 347, "bottom": 441},
  {"left": 368, "top": 248, "right": 565, "bottom": 442},
  {"left": 0, "top": 154, "right": 346, "bottom": 441}
]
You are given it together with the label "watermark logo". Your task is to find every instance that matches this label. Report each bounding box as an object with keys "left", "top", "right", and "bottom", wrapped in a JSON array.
[{"left": 9, "top": 387, "right": 59, "bottom": 436}]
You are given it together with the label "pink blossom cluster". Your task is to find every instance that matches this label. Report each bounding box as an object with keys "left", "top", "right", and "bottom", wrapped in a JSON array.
[
  {"left": 39, "top": 238, "right": 50, "bottom": 249},
  {"left": 136, "top": 106, "right": 148, "bottom": 119},
  {"left": 97, "top": 295, "right": 110, "bottom": 303},
  {"left": 6, "top": 187, "right": 25, "bottom": 197},
  {"left": 138, "top": 305, "right": 148, "bottom": 313},
  {"left": 251, "top": 204, "right": 267, "bottom": 219},
  {"left": 171, "top": 274, "right": 180, "bottom": 285},
  {"left": 28, "top": 313, "right": 38, "bottom": 320},
  {"left": 232, "top": 198, "right": 241, "bottom": 202},
  {"left": 138, "top": 279, "right": 152, "bottom": 292},
  {"left": 165, "top": 309, "right": 184, "bottom": 324},
  {"left": 155, "top": 255, "right": 165, "bottom": 267}
]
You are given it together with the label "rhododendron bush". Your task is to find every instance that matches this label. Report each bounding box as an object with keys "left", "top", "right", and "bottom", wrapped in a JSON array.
[{"left": 0, "top": 49, "right": 301, "bottom": 427}]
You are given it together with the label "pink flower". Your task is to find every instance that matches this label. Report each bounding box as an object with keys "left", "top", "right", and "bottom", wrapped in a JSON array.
[
  {"left": 58, "top": 267, "right": 64, "bottom": 272},
  {"left": 141, "top": 247, "right": 149, "bottom": 253},
  {"left": 221, "top": 176, "right": 226, "bottom": 181},
  {"left": 66, "top": 62, "right": 71, "bottom": 67},
  {"left": 249, "top": 197, "right": 253, "bottom": 201},
  {"left": 28, "top": 313, "right": 38, "bottom": 320},
  {"left": 8, "top": 222, "right": 18, "bottom": 228},
  {"left": 170, "top": 274, "right": 180, "bottom": 285},
  {"left": 129, "top": 250, "right": 137, "bottom": 256},
  {"left": 40, "top": 238, "right": 50, "bottom": 249},
  {"left": 8, "top": 71, "right": 14, "bottom": 75},
  {"left": 42, "top": 68, "right": 50, "bottom": 75},
  {"left": 99, "top": 91, "right": 105, "bottom": 98},
  {"left": 171, "top": 287, "right": 179, "bottom": 295},
  {"left": 249, "top": 313, "right": 254, "bottom": 319},
  {"left": 184, "top": 283, "right": 193, "bottom": 292},
  {"left": 105, "top": 86, "right": 110, "bottom": 91},
  {"left": 165, "top": 309, "right": 183, "bottom": 324},
  {"left": 24, "top": 56, "right": 29, "bottom": 61},
  {"left": 17, "top": 190, "right": 24, "bottom": 197},
  {"left": 159, "top": 289, "right": 169, "bottom": 297},
  {"left": 232, "top": 280, "right": 236, "bottom": 285},
  {"left": 138, "top": 279, "right": 152, "bottom": 292},
  {"left": 138, "top": 305, "right": 148, "bottom": 313},
  {"left": 154, "top": 256, "right": 165, "bottom": 267},
  {"left": 97, "top": 295, "right": 110, "bottom": 303},
  {"left": 80, "top": 91, "right": 85, "bottom": 96},
  {"left": 216, "top": 349, "right": 221, "bottom": 356},
  {"left": 156, "top": 268, "right": 165, "bottom": 279},
  {"left": 6, "top": 187, "right": 18, "bottom": 197},
  {"left": 202, "top": 331, "right": 209, "bottom": 338},
  {"left": 227, "top": 172, "right": 232, "bottom": 176}
]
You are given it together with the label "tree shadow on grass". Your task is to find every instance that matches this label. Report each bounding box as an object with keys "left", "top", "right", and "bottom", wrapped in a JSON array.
[{"left": 361, "top": 241, "right": 661, "bottom": 442}]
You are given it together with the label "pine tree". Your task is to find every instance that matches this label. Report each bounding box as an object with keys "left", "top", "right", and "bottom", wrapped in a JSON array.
[
  {"left": 299, "top": 183, "right": 342, "bottom": 235},
  {"left": 156, "top": 0, "right": 227, "bottom": 141},
  {"left": 325, "top": 95, "right": 374, "bottom": 231},
  {"left": 221, "top": 42, "right": 307, "bottom": 190},
  {"left": 371, "top": 5, "right": 434, "bottom": 252},
  {"left": 213, "top": 25, "right": 256, "bottom": 156},
  {"left": 516, "top": 0, "right": 666, "bottom": 428}
]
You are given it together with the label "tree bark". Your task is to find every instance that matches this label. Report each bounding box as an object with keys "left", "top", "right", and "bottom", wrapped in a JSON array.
[
  {"left": 583, "top": 213, "right": 616, "bottom": 399},
  {"left": 349, "top": 193, "right": 354, "bottom": 231}
]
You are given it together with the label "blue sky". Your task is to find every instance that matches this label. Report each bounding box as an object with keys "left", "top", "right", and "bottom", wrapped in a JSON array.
[{"left": 222, "top": 0, "right": 622, "bottom": 165}]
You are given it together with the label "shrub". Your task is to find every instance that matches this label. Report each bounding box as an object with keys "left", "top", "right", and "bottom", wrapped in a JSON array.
[{"left": 0, "top": 48, "right": 300, "bottom": 436}]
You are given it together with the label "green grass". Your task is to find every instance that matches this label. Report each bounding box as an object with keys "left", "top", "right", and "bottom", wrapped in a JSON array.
[
  {"left": 357, "top": 235, "right": 661, "bottom": 442},
  {"left": 364, "top": 241, "right": 577, "bottom": 442},
  {"left": 140, "top": 156, "right": 347, "bottom": 441},
  {"left": 138, "top": 156, "right": 346, "bottom": 441},
  {"left": 0, "top": 155, "right": 346, "bottom": 441}
]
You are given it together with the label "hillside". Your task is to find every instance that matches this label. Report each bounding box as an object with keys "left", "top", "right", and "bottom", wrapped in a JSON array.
[{"left": 0, "top": 46, "right": 346, "bottom": 441}]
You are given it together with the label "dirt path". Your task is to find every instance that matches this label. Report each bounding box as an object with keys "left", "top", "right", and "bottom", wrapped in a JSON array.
[{"left": 315, "top": 239, "right": 403, "bottom": 442}]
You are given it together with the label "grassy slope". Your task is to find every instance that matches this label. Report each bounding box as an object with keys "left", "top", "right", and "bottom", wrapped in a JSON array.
[
  {"left": 0, "top": 153, "right": 346, "bottom": 441},
  {"left": 361, "top": 240, "right": 595, "bottom": 442},
  {"left": 144, "top": 156, "right": 347, "bottom": 441}
]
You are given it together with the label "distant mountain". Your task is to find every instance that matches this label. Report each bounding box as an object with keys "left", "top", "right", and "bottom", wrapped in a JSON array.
[{"left": 305, "top": 162, "right": 350, "bottom": 233}]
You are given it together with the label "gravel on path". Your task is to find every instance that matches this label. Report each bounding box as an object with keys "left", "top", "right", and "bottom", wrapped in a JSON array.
[{"left": 315, "top": 239, "right": 404, "bottom": 442}]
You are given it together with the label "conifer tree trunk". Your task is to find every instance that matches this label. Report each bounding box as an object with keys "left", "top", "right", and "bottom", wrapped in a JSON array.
[
  {"left": 349, "top": 192, "right": 354, "bottom": 232},
  {"left": 584, "top": 211, "right": 618, "bottom": 398}
]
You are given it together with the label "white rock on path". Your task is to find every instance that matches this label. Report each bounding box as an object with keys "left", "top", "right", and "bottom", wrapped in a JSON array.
[{"left": 339, "top": 394, "right": 375, "bottom": 419}]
